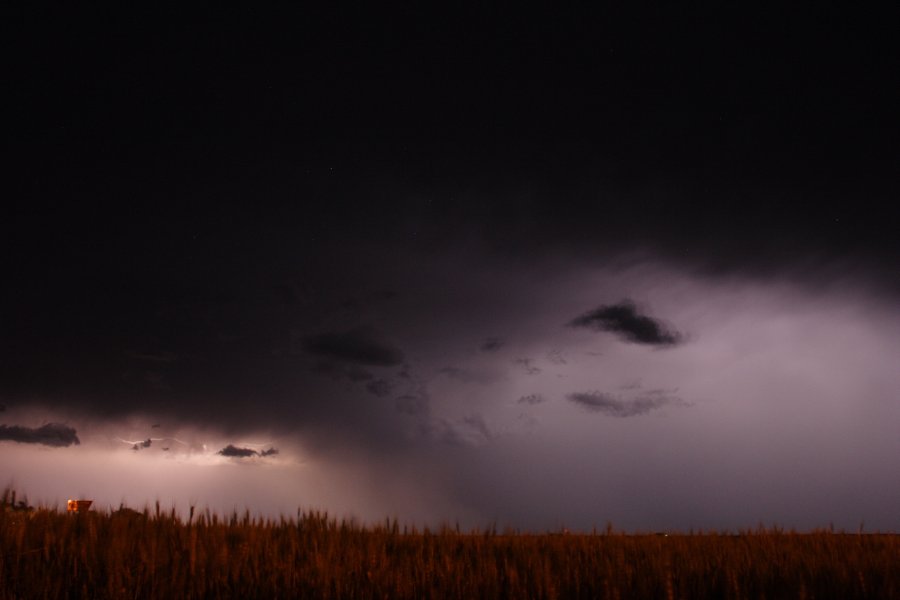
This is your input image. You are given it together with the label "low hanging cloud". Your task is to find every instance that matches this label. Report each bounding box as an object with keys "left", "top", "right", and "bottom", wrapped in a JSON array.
[
  {"left": 568, "top": 300, "right": 682, "bottom": 346},
  {"left": 217, "top": 444, "right": 279, "bottom": 458},
  {"left": 218, "top": 444, "right": 258, "bottom": 457},
  {"left": 0, "top": 423, "right": 80, "bottom": 447},
  {"left": 304, "top": 327, "right": 404, "bottom": 366},
  {"left": 566, "top": 390, "right": 685, "bottom": 417}
]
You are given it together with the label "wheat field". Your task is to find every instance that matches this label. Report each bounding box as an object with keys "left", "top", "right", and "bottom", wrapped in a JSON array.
[{"left": 2, "top": 491, "right": 897, "bottom": 599}]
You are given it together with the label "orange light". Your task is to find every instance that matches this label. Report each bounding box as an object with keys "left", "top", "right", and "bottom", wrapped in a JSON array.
[{"left": 67, "top": 499, "right": 93, "bottom": 513}]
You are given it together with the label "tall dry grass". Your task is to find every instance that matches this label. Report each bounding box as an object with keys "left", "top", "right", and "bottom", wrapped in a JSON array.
[{"left": 1, "top": 491, "right": 897, "bottom": 599}]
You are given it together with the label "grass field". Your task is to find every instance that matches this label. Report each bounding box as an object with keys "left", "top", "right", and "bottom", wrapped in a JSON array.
[{"left": 2, "top": 491, "right": 897, "bottom": 599}]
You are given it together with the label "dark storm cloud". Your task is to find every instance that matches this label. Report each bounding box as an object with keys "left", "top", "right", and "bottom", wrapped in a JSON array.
[
  {"left": 518, "top": 394, "right": 545, "bottom": 405},
  {"left": 566, "top": 391, "right": 684, "bottom": 417},
  {"left": 3, "top": 3, "right": 899, "bottom": 536},
  {"left": 218, "top": 445, "right": 258, "bottom": 458},
  {"left": 304, "top": 327, "right": 404, "bottom": 366},
  {"left": 132, "top": 438, "right": 152, "bottom": 451},
  {"left": 0, "top": 423, "right": 80, "bottom": 447},
  {"left": 480, "top": 337, "right": 505, "bottom": 352},
  {"left": 568, "top": 300, "right": 682, "bottom": 347},
  {"left": 216, "top": 445, "right": 278, "bottom": 458}
]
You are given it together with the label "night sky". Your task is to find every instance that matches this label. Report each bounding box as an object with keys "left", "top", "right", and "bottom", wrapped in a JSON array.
[{"left": 3, "top": 6, "right": 899, "bottom": 530}]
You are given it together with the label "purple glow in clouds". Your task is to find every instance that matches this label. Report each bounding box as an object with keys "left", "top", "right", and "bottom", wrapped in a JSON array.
[{"left": 2, "top": 252, "right": 898, "bottom": 531}]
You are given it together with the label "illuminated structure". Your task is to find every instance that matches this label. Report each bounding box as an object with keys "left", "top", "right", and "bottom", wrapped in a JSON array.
[{"left": 66, "top": 499, "right": 93, "bottom": 513}]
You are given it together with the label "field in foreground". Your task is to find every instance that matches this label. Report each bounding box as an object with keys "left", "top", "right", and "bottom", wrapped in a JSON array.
[{"left": 1, "top": 498, "right": 897, "bottom": 599}]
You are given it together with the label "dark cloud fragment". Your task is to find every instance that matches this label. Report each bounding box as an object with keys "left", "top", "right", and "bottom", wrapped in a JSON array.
[
  {"left": 514, "top": 358, "right": 541, "bottom": 375},
  {"left": 427, "top": 414, "right": 496, "bottom": 447},
  {"left": 568, "top": 300, "right": 682, "bottom": 346},
  {"left": 446, "top": 414, "right": 495, "bottom": 446},
  {"left": 217, "top": 444, "right": 258, "bottom": 458},
  {"left": 566, "top": 391, "right": 684, "bottom": 417},
  {"left": 480, "top": 337, "right": 505, "bottom": 352},
  {"left": 546, "top": 349, "right": 567, "bottom": 365},
  {"left": 518, "top": 393, "right": 545, "bottom": 405},
  {"left": 304, "top": 327, "right": 404, "bottom": 366},
  {"left": 217, "top": 445, "right": 279, "bottom": 458},
  {"left": 0, "top": 423, "right": 80, "bottom": 447},
  {"left": 132, "top": 438, "right": 152, "bottom": 451}
]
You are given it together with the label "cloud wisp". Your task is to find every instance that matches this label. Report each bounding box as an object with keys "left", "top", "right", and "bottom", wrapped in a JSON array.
[
  {"left": 115, "top": 436, "right": 189, "bottom": 452},
  {"left": 514, "top": 358, "right": 541, "bottom": 375},
  {"left": 568, "top": 300, "right": 682, "bottom": 347},
  {"left": 427, "top": 414, "right": 497, "bottom": 447},
  {"left": 518, "top": 394, "right": 545, "bottom": 405},
  {"left": 566, "top": 390, "right": 685, "bottom": 417},
  {"left": 480, "top": 337, "right": 505, "bottom": 352},
  {"left": 0, "top": 423, "right": 80, "bottom": 447}
]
